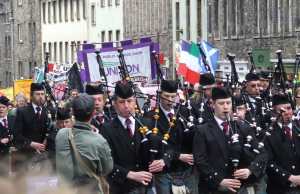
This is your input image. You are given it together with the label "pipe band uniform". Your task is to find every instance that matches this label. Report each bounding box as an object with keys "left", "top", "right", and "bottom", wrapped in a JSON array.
[
  {"left": 193, "top": 87, "right": 268, "bottom": 194},
  {"left": 0, "top": 96, "right": 14, "bottom": 176},
  {"left": 191, "top": 73, "right": 215, "bottom": 125},
  {"left": 100, "top": 81, "right": 155, "bottom": 194},
  {"left": 13, "top": 82, "right": 50, "bottom": 173},
  {"left": 86, "top": 83, "right": 113, "bottom": 133},
  {"left": 265, "top": 94, "right": 300, "bottom": 194},
  {"left": 144, "top": 79, "right": 199, "bottom": 194}
]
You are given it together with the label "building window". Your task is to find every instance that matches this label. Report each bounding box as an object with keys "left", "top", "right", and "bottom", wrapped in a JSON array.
[
  {"left": 108, "top": 30, "right": 113, "bottom": 41},
  {"left": 186, "top": 0, "right": 190, "bottom": 40},
  {"left": 48, "top": 2, "right": 51, "bottom": 23},
  {"left": 253, "top": 0, "right": 259, "bottom": 35},
  {"left": 59, "top": 0, "right": 62, "bottom": 22},
  {"left": 29, "top": 62, "right": 32, "bottom": 78},
  {"left": 108, "top": 0, "right": 112, "bottom": 7},
  {"left": 76, "top": 0, "right": 80, "bottom": 20},
  {"left": 223, "top": 0, "right": 228, "bottom": 37},
  {"left": 18, "top": 24, "right": 23, "bottom": 43},
  {"left": 28, "top": 23, "right": 32, "bottom": 41},
  {"left": 261, "top": 0, "right": 269, "bottom": 35},
  {"left": 116, "top": 30, "right": 120, "bottom": 41},
  {"left": 5, "top": 36, "right": 11, "bottom": 58},
  {"left": 28, "top": 22, "right": 35, "bottom": 44},
  {"left": 54, "top": 42, "right": 57, "bottom": 62},
  {"left": 48, "top": 42, "right": 52, "bottom": 60},
  {"left": 70, "top": 0, "right": 74, "bottom": 21},
  {"left": 53, "top": 1, "right": 57, "bottom": 23},
  {"left": 77, "top": 41, "right": 81, "bottom": 51},
  {"left": 197, "top": 0, "right": 202, "bottom": 38},
  {"left": 214, "top": 0, "right": 219, "bottom": 37},
  {"left": 83, "top": 0, "right": 86, "bottom": 19},
  {"left": 208, "top": 3, "right": 212, "bottom": 35},
  {"left": 296, "top": 1, "right": 300, "bottom": 29},
  {"left": 65, "top": 42, "right": 69, "bottom": 64},
  {"left": 175, "top": 2, "right": 180, "bottom": 41},
  {"left": 91, "top": 4, "right": 96, "bottom": 25},
  {"left": 71, "top": 41, "right": 75, "bottom": 63},
  {"left": 59, "top": 42, "right": 63, "bottom": 63},
  {"left": 231, "top": 0, "right": 237, "bottom": 36},
  {"left": 284, "top": 0, "right": 292, "bottom": 33},
  {"left": 101, "top": 0, "right": 105, "bottom": 8},
  {"left": 115, "top": 0, "right": 120, "bottom": 6},
  {"left": 65, "top": 0, "right": 68, "bottom": 22},
  {"left": 101, "top": 31, "right": 105, "bottom": 42},
  {"left": 32, "top": 22, "right": 36, "bottom": 45},
  {"left": 239, "top": 0, "right": 244, "bottom": 35},
  {"left": 43, "top": 42, "right": 47, "bottom": 57},
  {"left": 18, "top": 61, "right": 23, "bottom": 78},
  {"left": 42, "top": 2, "right": 46, "bottom": 23}
]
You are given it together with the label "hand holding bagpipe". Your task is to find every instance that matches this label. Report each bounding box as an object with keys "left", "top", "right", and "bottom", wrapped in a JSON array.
[{"left": 225, "top": 113, "right": 241, "bottom": 170}]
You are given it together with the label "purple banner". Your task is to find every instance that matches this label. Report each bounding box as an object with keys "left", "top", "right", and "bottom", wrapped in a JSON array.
[{"left": 78, "top": 41, "right": 159, "bottom": 82}]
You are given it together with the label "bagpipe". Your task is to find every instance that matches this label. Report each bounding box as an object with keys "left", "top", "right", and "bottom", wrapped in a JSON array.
[
  {"left": 43, "top": 53, "right": 59, "bottom": 133},
  {"left": 273, "top": 50, "right": 295, "bottom": 108},
  {"left": 94, "top": 50, "right": 114, "bottom": 119},
  {"left": 224, "top": 53, "right": 270, "bottom": 170}
]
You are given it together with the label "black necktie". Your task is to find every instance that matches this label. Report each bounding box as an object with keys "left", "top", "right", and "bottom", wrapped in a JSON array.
[
  {"left": 96, "top": 115, "right": 104, "bottom": 124},
  {"left": 221, "top": 121, "right": 229, "bottom": 135},
  {"left": 125, "top": 118, "right": 133, "bottom": 137},
  {"left": 36, "top": 106, "right": 41, "bottom": 118},
  {"left": 283, "top": 126, "right": 292, "bottom": 140},
  {"left": 168, "top": 112, "right": 174, "bottom": 121}
]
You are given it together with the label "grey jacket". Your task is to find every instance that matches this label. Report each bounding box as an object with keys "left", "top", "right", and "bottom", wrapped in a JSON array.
[{"left": 56, "top": 121, "right": 113, "bottom": 193}]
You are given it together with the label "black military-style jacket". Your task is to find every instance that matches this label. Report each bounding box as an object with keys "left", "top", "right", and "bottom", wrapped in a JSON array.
[
  {"left": 0, "top": 115, "right": 14, "bottom": 154},
  {"left": 14, "top": 104, "right": 48, "bottom": 152},
  {"left": 144, "top": 105, "right": 197, "bottom": 173},
  {"left": 193, "top": 118, "right": 268, "bottom": 193},
  {"left": 265, "top": 121, "right": 300, "bottom": 194},
  {"left": 100, "top": 116, "right": 152, "bottom": 193}
]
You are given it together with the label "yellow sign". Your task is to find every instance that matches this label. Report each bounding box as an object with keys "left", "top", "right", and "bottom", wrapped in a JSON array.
[
  {"left": 0, "top": 87, "right": 14, "bottom": 100},
  {"left": 14, "top": 79, "right": 33, "bottom": 100}
]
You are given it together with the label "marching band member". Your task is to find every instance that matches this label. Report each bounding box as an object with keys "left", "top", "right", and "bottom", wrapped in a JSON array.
[
  {"left": 85, "top": 84, "right": 111, "bottom": 132},
  {"left": 101, "top": 81, "right": 153, "bottom": 194},
  {"left": 193, "top": 87, "right": 267, "bottom": 194},
  {"left": 144, "top": 79, "right": 198, "bottom": 194},
  {"left": 0, "top": 96, "right": 14, "bottom": 175},
  {"left": 191, "top": 73, "right": 216, "bottom": 124},
  {"left": 265, "top": 94, "right": 300, "bottom": 194},
  {"left": 14, "top": 83, "right": 49, "bottom": 173}
]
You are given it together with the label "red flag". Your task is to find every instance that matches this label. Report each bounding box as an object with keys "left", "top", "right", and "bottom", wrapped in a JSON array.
[
  {"left": 159, "top": 52, "right": 165, "bottom": 65},
  {"left": 48, "top": 63, "right": 54, "bottom": 72}
]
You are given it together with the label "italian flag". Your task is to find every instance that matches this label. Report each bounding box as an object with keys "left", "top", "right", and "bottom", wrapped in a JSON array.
[{"left": 177, "top": 40, "right": 201, "bottom": 84}]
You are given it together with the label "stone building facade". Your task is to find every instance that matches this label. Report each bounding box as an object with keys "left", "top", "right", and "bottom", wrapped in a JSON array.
[
  {"left": 207, "top": 0, "right": 300, "bottom": 63},
  {"left": 0, "top": 0, "right": 13, "bottom": 87},
  {"left": 13, "top": 0, "right": 42, "bottom": 81},
  {"left": 0, "top": 0, "right": 42, "bottom": 88},
  {"left": 123, "top": 0, "right": 175, "bottom": 78}
]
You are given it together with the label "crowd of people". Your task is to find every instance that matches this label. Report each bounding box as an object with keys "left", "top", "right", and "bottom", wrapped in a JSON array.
[{"left": 0, "top": 70, "right": 299, "bottom": 194}]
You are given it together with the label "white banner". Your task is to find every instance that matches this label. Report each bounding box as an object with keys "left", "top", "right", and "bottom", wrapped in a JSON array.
[{"left": 86, "top": 45, "right": 152, "bottom": 84}]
